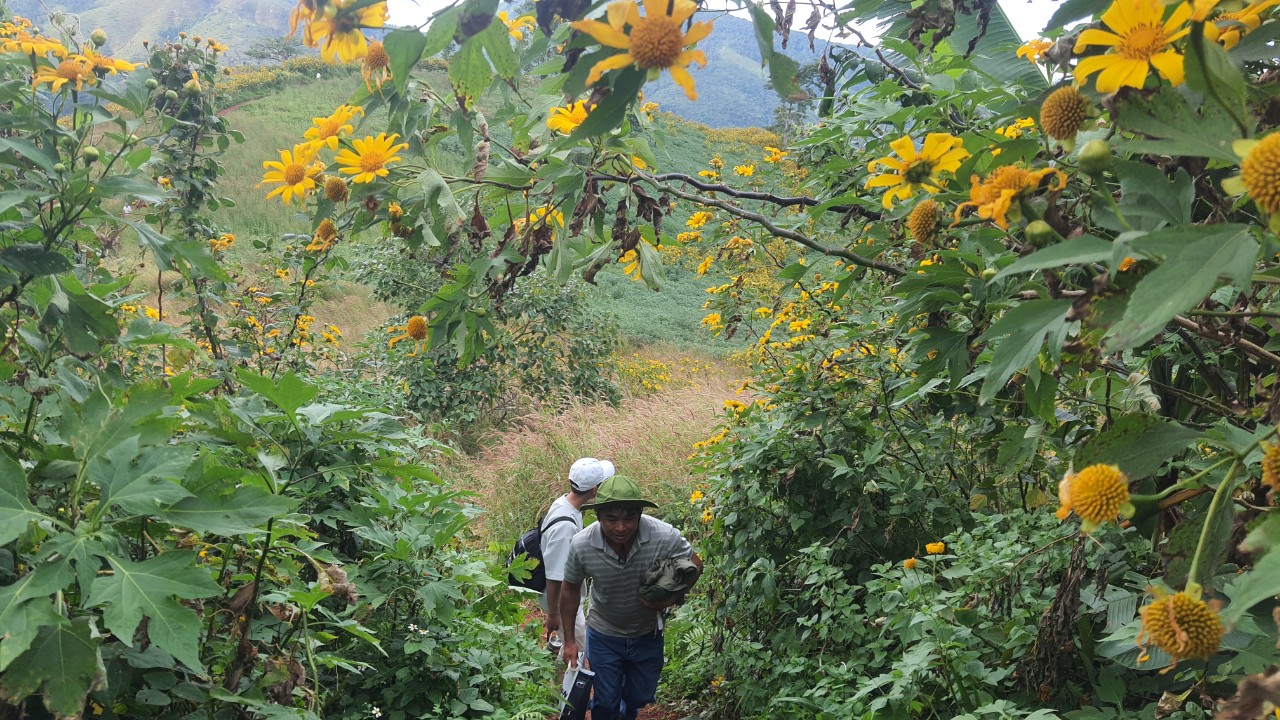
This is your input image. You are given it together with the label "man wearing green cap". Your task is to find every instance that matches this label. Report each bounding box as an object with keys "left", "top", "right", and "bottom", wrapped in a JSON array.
[{"left": 558, "top": 475, "right": 702, "bottom": 720}]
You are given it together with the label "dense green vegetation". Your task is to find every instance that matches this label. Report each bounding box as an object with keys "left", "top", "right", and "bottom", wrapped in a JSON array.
[{"left": 5, "top": 1, "right": 1280, "bottom": 720}]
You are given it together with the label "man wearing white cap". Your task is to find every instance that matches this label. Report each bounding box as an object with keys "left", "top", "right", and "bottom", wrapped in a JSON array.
[{"left": 541, "top": 457, "right": 615, "bottom": 654}]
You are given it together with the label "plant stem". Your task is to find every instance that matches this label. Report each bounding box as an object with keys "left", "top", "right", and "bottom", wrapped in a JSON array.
[{"left": 1186, "top": 459, "right": 1240, "bottom": 588}]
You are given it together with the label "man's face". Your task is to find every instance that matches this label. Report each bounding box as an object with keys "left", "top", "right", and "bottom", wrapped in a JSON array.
[{"left": 598, "top": 507, "right": 641, "bottom": 546}]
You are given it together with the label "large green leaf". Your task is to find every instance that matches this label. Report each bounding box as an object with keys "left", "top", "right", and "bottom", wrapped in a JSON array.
[
  {"left": 976, "top": 299, "right": 1072, "bottom": 404},
  {"left": 87, "top": 552, "right": 220, "bottom": 671},
  {"left": 0, "top": 563, "right": 72, "bottom": 671},
  {"left": 0, "top": 244, "right": 72, "bottom": 276},
  {"left": 1222, "top": 542, "right": 1280, "bottom": 625},
  {"left": 1107, "top": 226, "right": 1258, "bottom": 350},
  {"left": 0, "top": 617, "right": 105, "bottom": 717},
  {"left": 1114, "top": 89, "right": 1238, "bottom": 163},
  {"left": 385, "top": 27, "right": 428, "bottom": 95},
  {"left": 1072, "top": 414, "right": 1201, "bottom": 480},
  {"left": 0, "top": 453, "right": 52, "bottom": 545},
  {"left": 993, "top": 235, "right": 1114, "bottom": 280},
  {"left": 87, "top": 436, "right": 194, "bottom": 517},
  {"left": 942, "top": 0, "right": 1047, "bottom": 89},
  {"left": 570, "top": 67, "right": 646, "bottom": 139},
  {"left": 236, "top": 370, "right": 319, "bottom": 416},
  {"left": 1183, "top": 23, "right": 1247, "bottom": 130},
  {"left": 476, "top": 18, "right": 518, "bottom": 80},
  {"left": 449, "top": 36, "right": 493, "bottom": 105},
  {"left": 159, "top": 485, "right": 295, "bottom": 535}
]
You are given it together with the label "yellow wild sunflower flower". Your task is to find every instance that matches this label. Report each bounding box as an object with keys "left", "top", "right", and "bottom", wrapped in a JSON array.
[
  {"left": 548, "top": 100, "right": 592, "bottom": 134},
  {"left": 362, "top": 40, "right": 391, "bottom": 91},
  {"left": 0, "top": 26, "right": 67, "bottom": 58},
  {"left": 687, "top": 211, "right": 713, "bottom": 228},
  {"left": 336, "top": 132, "right": 408, "bottom": 184},
  {"left": 953, "top": 165, "right": 1067, "bottom": 229},
  {"left": 32, "top": 56, "right": 96, "bottom": 92},
  {"left": 903, "top": 557, "right": 918, "bottom": 570},
  {"left": 387, "top": 315, "right": 429, "bottom": 356},
  {"left": 513, "top": 206, "right": 565, "bottom": 240},
  {"left": 499, "top": 11, "right": 537, "bottom": 41},
  {"left": 1017, "top": 38, "right": 1053, "bottom": 62},
  {"left": 260, "top": 144, "right": 323, "bottom": 203},
  {"left": 1072, "top": 0, "right": 1191, "bottom": 94},
  {"left": 1056, "top": 464, "right": 1135, "bottom": 532},
  {"left": 323, "top": 174, "right": 349, "bottom": 202},
  {"left": 763, "top": 146, "right": 788, "bottom": 163},
  {"left": 304, "top": 104, "right": 363, "bottom": 152},
  {"left": 619, "top": 249, "right": 643, "bottom": 280},
  {"left": 925, "top": 542, "right": 946, "bottom": 555},
  {"left": 1222, "top": 133, "right": 1280, "bottom": 217},
  {"left": 1261, "top": 440, "right": 1280, "bottom": 491},
  {"left": 907, "top": 199, "right": 941, "bottom": 245},
  {"left": 1040, "top": 86, "right": 1091, "bottom": 141},
  {"left": 80, "top": 45, "right": 138, "bottom": 74},
  {"left": 734, "top": 164, "right": 755, "bottom": 177},
  {"left": 1206, "top": 0, "right": 1280, "bottom": 48},
  {"left": 307, "top": 218, "right": 339, "bottom": 252},
  {"left": 571, "top": 0, "right": 714, "bottom": 101},
  {"left": 696, "top": 256, "right": 712, "bottom": 275},
  {"left": 1138, "top": 585, "right": 1224, "bottom": 665},
  {"left": 302, "top": 0, "right": 388, "bottom": 63},
  {"left": 865, "top": 133, "right": 970, "bottom": 210}
]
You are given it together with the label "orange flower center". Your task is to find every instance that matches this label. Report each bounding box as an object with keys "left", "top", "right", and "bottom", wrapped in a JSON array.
[
  {"left": 629, "top": 16, "right": 683, "bottom": 69},
  {"left": 1242, "top": 134, "right": 1280, "bottom": 214},
  {"left": 359, "top": 151, "right": 386, "bottom": 174},
  {"left": 284, "top": 162, "right": 307, "bottom": 185},
  {"left": 366, "top": 41, "right": 389, "bottom": 69},
  {"left": 56, "top": 59, "right": 86, "bottom": 80},
  {"left": 1118, "top": 23, "right": 1168, "bottom": 61},
  {"left": 407, "top": 315, "right": 427, "bottom": 340}
]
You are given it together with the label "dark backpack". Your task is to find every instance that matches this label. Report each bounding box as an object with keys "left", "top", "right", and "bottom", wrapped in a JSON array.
[{"left": 507, "top": 515, "right": 576, "bottom": 592}]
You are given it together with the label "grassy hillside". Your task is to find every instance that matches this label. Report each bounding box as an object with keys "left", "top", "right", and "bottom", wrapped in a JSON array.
[{"left": 212, "top": 64, "right": 779, "bottom": 351}]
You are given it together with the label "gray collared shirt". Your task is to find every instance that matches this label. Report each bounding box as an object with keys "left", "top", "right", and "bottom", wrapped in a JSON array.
[{"left": 563, "top": 514, "right": 693, "bottom": 638}]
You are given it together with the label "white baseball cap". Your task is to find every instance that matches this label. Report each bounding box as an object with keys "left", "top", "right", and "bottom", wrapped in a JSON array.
[{"left": 569, "top": 457, "right": 616, "bottom": 491}]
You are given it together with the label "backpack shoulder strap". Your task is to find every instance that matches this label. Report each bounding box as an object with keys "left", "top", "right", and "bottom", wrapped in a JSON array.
[{"left": 541, "top": 515, "right": 576, "bottom": 533}]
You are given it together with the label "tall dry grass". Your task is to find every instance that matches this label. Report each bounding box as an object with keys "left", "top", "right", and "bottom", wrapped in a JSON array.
[{"left": 448, "top": 352, "right": 746, "bottom": 545}]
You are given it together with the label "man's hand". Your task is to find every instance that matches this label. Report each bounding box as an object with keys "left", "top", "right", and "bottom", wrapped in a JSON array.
[
  {"left": 544, "top": 612, "right": 561, "bottom": 640},
  {"left": 562, "top": 639, "right": 580, "bottom": 668},
  {"left": 638, "top": 593, "right": 684, "bottom": 612}
]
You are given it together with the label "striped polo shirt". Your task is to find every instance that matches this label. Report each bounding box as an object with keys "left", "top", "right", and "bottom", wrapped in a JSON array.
[{"left": 563, "top": 514, "right": 693, "bottom": 638}]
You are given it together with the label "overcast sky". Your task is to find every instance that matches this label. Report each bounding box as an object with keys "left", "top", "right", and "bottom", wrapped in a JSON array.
[{"left": 386, "top": 0, "right": 1060, "bottom": 41}]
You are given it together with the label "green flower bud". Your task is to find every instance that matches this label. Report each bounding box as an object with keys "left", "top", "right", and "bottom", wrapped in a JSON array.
[
  {"left": 1078, "top": 139, "right": 1112, "bottom": 176},
  {"left": 145, "top": 78, "right": 159, "bottom": 90},
  {"left": 82, "top": 146, "right": 100, "bottom": 163},
  {"left": 981, "top": 267, "right": 998, "bottom": 281},
  {"left": 164, "top": 89, "right": 179, "bottom": 102},
  {"left": 90, "top": 28, "right": 107, "bottom": 47},
  {"left": 1025, "top": 220, "right": 1058, "bottom": 248}
]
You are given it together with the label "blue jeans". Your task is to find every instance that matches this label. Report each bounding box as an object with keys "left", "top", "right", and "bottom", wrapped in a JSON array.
[{"left": 585, "top": 626, "right": 664, "bottom": 720}]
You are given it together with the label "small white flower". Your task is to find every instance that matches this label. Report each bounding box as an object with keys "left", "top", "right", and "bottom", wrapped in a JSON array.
[
  {"left": 417, "top": 628, "right": 429, "bottom": 636},
  {"left": 372, "top": 708, "right": 382, "bottom": 718},
  {"left": 407, "top": 623, "right": 418, "bottom": 632}
]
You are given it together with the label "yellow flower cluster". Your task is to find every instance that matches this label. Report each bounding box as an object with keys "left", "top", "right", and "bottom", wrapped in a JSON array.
[
  {"left": 733, "top": 164, "right": 755, "bottom": 177},
  {"left": 763, "top": 146, "right": 788, "bottom": 163},
  {"left": 677, "top": 231, "right": 702, "bottom": 243},
  {"left": 260, "top": 105, "right": 404, "bottom": 205},
  {"left": 209, "top": 233, "right": 236, "bottom": 253},
  {"left": 925, "top": 542, "right": 945, "bottom": 555}
]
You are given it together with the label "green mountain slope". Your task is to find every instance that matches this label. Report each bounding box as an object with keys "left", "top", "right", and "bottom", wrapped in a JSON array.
[
  {"left": 5, "top": 0, "right": 296, "bottom": 60},
  {"left": 6, "top": 0, "right": 845, "bottom": 129},
  {"left": 643, "top": 14, "right": 852, "bottom": 128}
]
